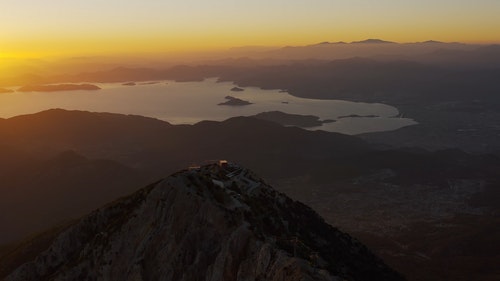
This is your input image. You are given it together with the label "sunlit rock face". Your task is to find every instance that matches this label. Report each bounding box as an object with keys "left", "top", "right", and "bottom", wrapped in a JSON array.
[{"left": 7, "top": 163, "right": 404, "bottom": 281}]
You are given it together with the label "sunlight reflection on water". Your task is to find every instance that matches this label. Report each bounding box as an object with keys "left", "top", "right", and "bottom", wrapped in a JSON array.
[{"left": 0, "top": 78, "right": 416, "bottom": 135}]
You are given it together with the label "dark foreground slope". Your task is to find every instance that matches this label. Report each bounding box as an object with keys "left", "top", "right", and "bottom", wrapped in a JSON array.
[
  {"left": 1, "top": 109, "right": 498, "bottom": 280},
  {"left": 0, "top": 109, "right": 369, "bottom": 246},
  {"left": 5, "top": 164, "right": 404, "bottom": 281},
  {"left": 0, "top": 150, "right": 146, "bottom": 243}
]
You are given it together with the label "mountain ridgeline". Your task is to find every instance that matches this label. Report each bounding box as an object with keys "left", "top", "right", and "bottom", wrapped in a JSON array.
[
  {"left": 1, "top": 109, "right": 499, "bottom": 281},
  {"left": 6, "top": 163, "right": 404, "bottom": 281}
]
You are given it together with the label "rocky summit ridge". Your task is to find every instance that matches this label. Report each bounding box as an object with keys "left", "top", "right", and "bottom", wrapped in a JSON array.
[{"left": 7, "top": 162, "right": 404, "bottom": 281}]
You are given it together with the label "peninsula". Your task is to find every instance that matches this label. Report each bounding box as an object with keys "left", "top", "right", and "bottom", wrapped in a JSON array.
[{"left": 252, "top": 111, "right": 335, "bottom": 127}]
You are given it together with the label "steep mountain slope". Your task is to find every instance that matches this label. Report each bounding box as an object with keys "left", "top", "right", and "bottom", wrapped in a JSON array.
[
  {"left": 0, "top": 109, "right": 370, "bottom": 246},
  {"left": 6, "top": 163, "right": 404, "bottom": 281},
  {"left": 0, "top": 150, "right": 147, "bottom": 244},
  {"left": 1, "top": 109, "right": 498, "bottom": 280}
]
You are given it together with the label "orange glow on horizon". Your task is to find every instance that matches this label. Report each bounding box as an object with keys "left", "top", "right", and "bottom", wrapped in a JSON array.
[
  {"left": 3, "top": 34, "right": 500, "bottom": 61},
  {"left": 1, "top": 0, "right": 499, "bottom": 61}
]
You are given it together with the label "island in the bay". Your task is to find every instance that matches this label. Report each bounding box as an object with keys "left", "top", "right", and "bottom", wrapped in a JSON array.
[
  {"left": 218, "top": 95, "right": 252, "bottom": 106},
  {"left": 18, "top": 84, "right": 101, "bottom": 92},
  {"left": 230, "top": 86, "right": 245, "bottom": 92}
]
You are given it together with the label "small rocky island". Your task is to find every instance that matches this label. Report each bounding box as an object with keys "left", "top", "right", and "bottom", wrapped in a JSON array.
[
  {"left": 122, "top": 82, "right": 136, "bottom": 86},
  {"left": 230, "top": 86, "right": 244, "bottom": 92},
  {"left": 251, "top": 111, "right": 335, "bottom": 128},
  {"left": 18, "top": 84, "right": 101, "bottom": 92},
  {"left": 218, "top": 95, "right": 253, "bottom": 106}
]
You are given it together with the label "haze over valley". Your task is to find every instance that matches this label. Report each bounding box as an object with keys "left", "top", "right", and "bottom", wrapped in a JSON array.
[
  {"left": 1, "top": 1, "right": 500, "bottom": 280},
  {"left": 2, "top": 40, "right": 500, "bottom": 281}
]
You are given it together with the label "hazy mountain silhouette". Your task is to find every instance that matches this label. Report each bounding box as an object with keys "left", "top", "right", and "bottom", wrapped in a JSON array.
[
  {"left": 420, "top": 40, "right": 443, "bottom": 44},
  {"left": 351, "top": 39, "right": 395, "bottom": 44},
  {"left": 260, "top": 40, "right": 477, "bottom": 61},
  {"left": 4, "top": 40, "right": 498, "bottom": 87}
]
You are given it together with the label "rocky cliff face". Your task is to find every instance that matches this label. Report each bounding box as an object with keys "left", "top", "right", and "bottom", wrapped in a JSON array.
[{"left": 7, "top": 163, "right": 404, "bottom": 281}]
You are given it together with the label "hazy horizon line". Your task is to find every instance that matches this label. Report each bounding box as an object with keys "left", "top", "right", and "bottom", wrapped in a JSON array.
[{"left": 3, "top": 38, "right": 500, "bottom": 60}]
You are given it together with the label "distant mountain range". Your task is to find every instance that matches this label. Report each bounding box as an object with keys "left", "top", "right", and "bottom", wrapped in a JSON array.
[
  {"left": 2, "top": 39, "right": 499, "bottom": 87},
  {"left": 312, "top": 39, "right": 453, "bottom": 45}
]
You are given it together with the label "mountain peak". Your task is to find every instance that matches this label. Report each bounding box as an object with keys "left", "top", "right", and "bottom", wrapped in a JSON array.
[
  {"left": 421, "top": 40, "right": 443, "bottom": 44},
  {"left": 351, "top": 39, "right": 395, "bottom": 44},
  {"left": 7, "top": 163, "right": 404, "bottom": 281},
  {"left": 313, "top": 41, "right": 347, "bottom": 46}
]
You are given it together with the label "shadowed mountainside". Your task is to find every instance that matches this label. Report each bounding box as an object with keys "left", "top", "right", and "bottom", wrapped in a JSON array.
[
  {"left": 0, "top": 149, "right": 146, "bottom": 243},
  {"left": 4, "top": 164, "right": 405, "bottom": 281},
  {"left": 0, "top": 109, "right": 369, "bottom": 179},
  {"left": 0, "top": 109, "right": 499, "bottom": 281}
]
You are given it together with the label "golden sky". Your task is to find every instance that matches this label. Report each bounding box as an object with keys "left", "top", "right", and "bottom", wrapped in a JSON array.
[{"left": 1, "top": 0, "right": 500, "bottom": 59}]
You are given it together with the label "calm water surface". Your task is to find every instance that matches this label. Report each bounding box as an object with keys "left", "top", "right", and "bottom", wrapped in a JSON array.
[{"left": 0, "top": 79, "right": 416, "bottom": 134}]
